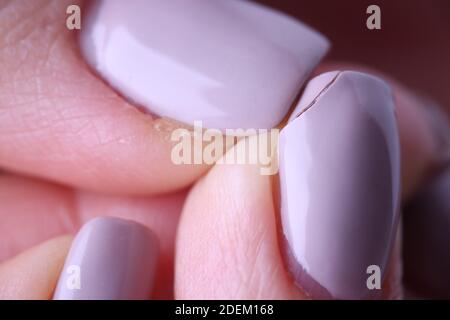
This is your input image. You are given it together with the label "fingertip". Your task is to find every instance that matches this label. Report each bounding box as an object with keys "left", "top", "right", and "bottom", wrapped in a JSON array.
[
  {"left": 0, "top": 235, "right": 73, "bottom": 300},
  {"left": 175, "top": 138, "right": 302, "bottom": 299}
]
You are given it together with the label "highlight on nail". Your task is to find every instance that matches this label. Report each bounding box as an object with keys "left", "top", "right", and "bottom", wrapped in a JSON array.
[{"left": 278, "top": 71, "right": 401, "bottom": 299}]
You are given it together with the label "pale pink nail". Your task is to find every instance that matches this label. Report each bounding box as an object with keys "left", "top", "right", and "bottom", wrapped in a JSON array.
[{"left": 80, "top": 0, "right": 329, "bottom": 129}]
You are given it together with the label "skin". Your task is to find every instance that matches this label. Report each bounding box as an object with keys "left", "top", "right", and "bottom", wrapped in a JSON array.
[{"left": 0, "top": 0, "right": 446, "bottom": 299}]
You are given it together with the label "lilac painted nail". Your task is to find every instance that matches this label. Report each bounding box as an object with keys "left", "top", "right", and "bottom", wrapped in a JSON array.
[
  {"left": 278, "top": 71, "right": 401, "bottom": 299},
  {"left": 80, "top": 0, "right": 329, "bottom": 129},
  {"left": 53, "top": 217, "right": 159, "bottom": 300},
  {"left": 403, "top": 167, "right": 450, "bottom": 299}
]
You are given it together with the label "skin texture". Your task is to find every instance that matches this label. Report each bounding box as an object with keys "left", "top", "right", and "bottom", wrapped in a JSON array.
[
  {"left": 0, "top": 0, "right": 209, "bottom": 195},
  {"left": 0, "top": 0, "right": 447, "bottom": 299}
]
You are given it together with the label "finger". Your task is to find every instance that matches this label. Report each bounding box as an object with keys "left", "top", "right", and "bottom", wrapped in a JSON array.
[
  {"left": 0, "top": 173, "right": 186, "bottom": 299},
  {"left": 0, "top": 236, "right": 72, "bottom": 300},
  {"left": 402, "top": 167, "right": 450, "bottom": 299},
  {"left": 53, "top": 217, "right": 159, "bottom": 300},
  {"left": 76, "top": 187, "right": 186, "bottom": 299},
  {"left": 0, "top": 174, "right": 77, "bottom": 260},
  {"left": 0, "top": 0, "right": 208, "bottom": 195},
  {"left": 0, "top": 0, "right": 330, "bottom": 195},
  {"left": 176, "top": 155, "right": 303, "bottom": 299},
  {"left": 176, "top": 135, "right": 402, "bottom": 299}
]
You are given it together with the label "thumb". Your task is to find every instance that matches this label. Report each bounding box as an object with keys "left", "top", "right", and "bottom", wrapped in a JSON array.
[
  {"left": 175, "top": 136, "right": 402, "bottom": 299},
  {"left": 175, "top": 146, "right": 302, "bottom": 299},
  {"left": 175, "top": 72, "right": 407, "bottom": 300},
  {"left": 0, "top": 236, "right": 72, "bottom": 299}
]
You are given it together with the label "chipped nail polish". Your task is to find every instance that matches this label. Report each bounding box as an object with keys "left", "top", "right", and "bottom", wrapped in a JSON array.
[{"left": 278, "top": 71, "right": 401, "bottom": 299}]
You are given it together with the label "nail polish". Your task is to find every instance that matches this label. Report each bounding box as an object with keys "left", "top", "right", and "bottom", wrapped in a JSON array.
[
  {"left": 403, "top": 167, "right": 450, "bottom": 299},
  {"left": 278, "top": 71, "right": 401, "bottom": 299},
  {"left": 80, "top": 0, "right": 329, "bottom": 130},
  {"left": 53, "top": 217, "right": 159, "bottom": 300}
]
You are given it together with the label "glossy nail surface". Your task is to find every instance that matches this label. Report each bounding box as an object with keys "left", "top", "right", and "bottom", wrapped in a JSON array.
[
  {"left": 80, "top": 0, "right": 329, "bottom": 129},
  {"left": 54, "top": 217, "right": 159, "bottom": 300},
  {"left": 279, "top": 71, "right": 401, "bottom": 299},
  {"left": 403, "top": 168, "right": 450, "bottom": 299}
]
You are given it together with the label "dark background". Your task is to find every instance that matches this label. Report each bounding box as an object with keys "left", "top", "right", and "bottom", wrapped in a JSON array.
[{"left": 258, "top": 0, "right": 450, "bottom": 115}]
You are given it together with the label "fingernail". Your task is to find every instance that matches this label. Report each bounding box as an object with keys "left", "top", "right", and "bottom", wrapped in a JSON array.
[
  {"left": 278, "top": 71, "right": 401, "bottom": 299},
  {"left": 80, "top": 0, "right": 329, "bottom": 129},
  {"left": 403, "top": 167, "right": 450, "bottom": 299},
  {"left": 53, "top": 217, "right": 159, "bottom": 300}
]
